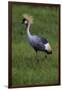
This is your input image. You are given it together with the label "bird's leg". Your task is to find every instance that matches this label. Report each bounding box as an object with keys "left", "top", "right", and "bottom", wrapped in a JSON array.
[
  {"left": 35, "top": 51, "right": 39, "bottom": 63},
  {"left": 44, "top": 52, "right": 48, "bottom": 60},
  {"left": 45, "top": 54, "right": 47, "bottom": 58}
]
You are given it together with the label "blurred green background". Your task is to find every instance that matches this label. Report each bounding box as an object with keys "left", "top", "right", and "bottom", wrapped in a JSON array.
[{"left": 12, "top": 4, "right": 60, "bottom": 86}]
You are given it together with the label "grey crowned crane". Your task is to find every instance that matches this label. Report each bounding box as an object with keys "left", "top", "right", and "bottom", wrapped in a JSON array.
[{"left": 22, "top": 14, "right": 52, "bottom": 60}]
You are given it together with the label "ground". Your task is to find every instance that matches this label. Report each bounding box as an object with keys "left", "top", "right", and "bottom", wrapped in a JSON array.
[{"left": 11, "top": 3, "right": 60, "bottom": 86}]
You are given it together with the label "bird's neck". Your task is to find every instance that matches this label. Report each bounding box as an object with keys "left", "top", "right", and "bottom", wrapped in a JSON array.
[{"left": 26, "top": 23, "right": 32, "bottom": 38}]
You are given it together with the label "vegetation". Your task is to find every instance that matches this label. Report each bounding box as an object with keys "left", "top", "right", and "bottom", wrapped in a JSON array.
[{"left": 12, "top": 4, "right": 59, "bottom": 86}]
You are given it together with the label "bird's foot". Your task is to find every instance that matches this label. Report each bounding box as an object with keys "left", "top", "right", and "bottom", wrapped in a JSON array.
[
  {"left": 35, "top": 56, "right": 39, "bottom": 64},
  {"left": 36, "top": 58, "right": 39, "bottom": 63},
  {"left": 45, "top": 55, "right": 47, "bottom": 58}
]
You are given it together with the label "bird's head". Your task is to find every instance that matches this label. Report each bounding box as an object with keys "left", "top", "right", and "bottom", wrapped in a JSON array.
[{"left": 22, "top": 14, "right": 33, "bottom": 27}]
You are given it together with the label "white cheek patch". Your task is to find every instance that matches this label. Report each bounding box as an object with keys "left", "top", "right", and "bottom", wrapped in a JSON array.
[
  {"left": 24, "top": 20, "right": 28, "bottom": 24},
  {"left": 45, "top": 43, "right": 52, "bottom": 52}
]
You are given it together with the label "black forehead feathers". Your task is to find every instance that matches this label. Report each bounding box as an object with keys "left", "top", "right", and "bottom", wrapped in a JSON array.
[
  {"left": 22, "top": 18, "right": 25, "bottom": 22},
  {"left": 23, "top": 18, "right": 27, "bottom": 22}
]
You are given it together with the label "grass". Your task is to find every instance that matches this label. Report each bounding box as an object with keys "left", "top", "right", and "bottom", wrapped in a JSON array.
[{"left": 12, "top": 4, "right": 59, "bottom": 86}]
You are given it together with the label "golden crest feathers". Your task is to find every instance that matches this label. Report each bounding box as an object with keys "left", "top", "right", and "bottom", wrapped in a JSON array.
[{"left": 23, "top": 14, "right": 33, "bottom": 24}]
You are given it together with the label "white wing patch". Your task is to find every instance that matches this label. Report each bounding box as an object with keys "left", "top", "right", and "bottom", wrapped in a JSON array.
[{"left": 45, "top": 43, "right": 52, "bottom": 52}]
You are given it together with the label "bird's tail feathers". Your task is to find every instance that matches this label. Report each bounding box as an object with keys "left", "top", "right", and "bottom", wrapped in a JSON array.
[{"left": 45, "top": 43, "right": 52, "bottom": 53}]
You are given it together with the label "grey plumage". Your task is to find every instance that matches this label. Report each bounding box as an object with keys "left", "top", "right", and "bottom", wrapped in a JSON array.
[{"left": 28, "top": 35, "right": 48, "bottom": 52}]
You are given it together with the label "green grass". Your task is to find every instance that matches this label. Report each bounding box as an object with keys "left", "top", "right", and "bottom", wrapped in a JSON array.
[{"left": 12, "top": 4, "right": 59, "bottom": 86}]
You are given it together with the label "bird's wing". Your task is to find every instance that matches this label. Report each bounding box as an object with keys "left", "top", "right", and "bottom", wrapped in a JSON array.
[
  {"left": 33, "top": 35, "right": 48, "bottom": 44},
  {"left": 30, "top": 35, "right": 47, "bottom": 50}
]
